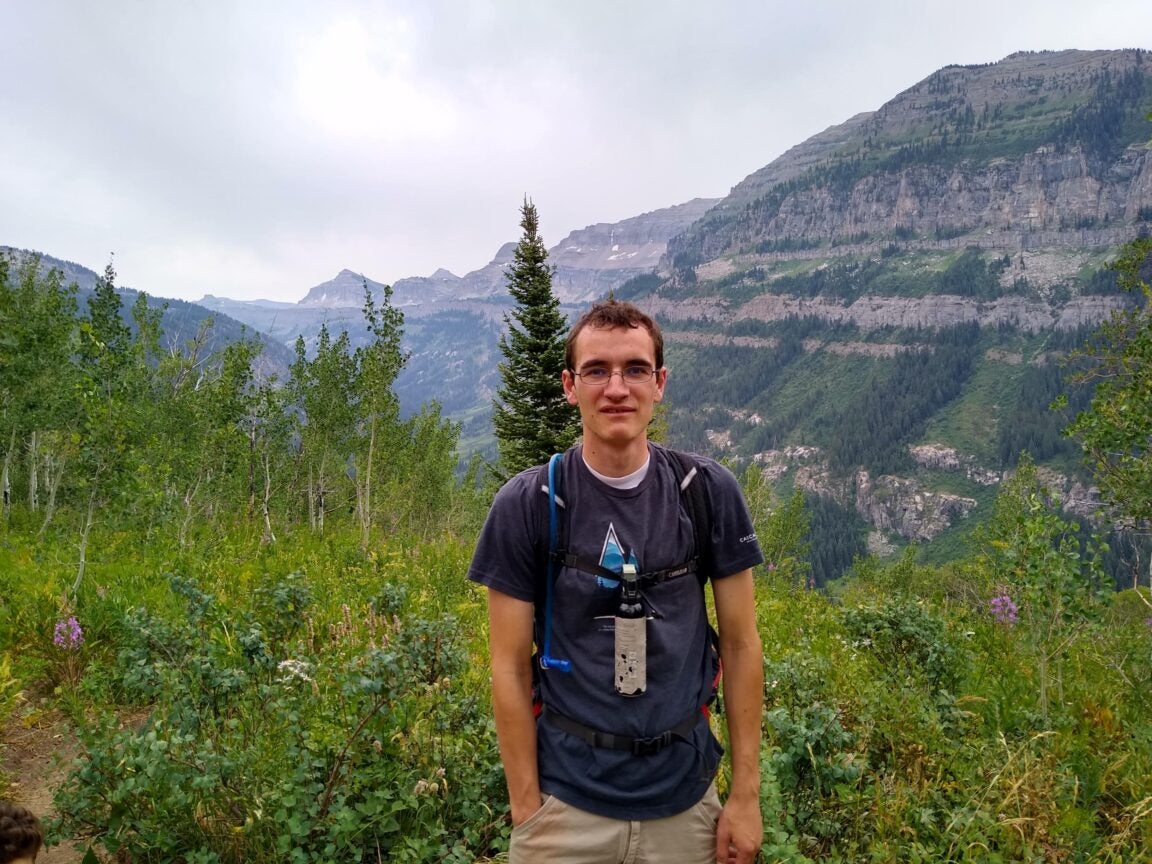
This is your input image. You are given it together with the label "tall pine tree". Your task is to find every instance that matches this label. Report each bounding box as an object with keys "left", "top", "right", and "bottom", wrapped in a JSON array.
[{"left": 492, "top": 199, "right": 579, "bottom": 478}]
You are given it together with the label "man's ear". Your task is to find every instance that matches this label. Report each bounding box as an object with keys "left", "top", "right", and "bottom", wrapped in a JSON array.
[
  {"left": 562, "top": 369, "right": 579, "bottom": 406},
  {"left": 653, "top": 368, "right": 667, "bottom": 402}
]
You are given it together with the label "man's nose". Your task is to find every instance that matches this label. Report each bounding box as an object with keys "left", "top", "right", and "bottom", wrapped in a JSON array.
[{"left": 603, "top": 371, "right": 631, "bottom": 394}]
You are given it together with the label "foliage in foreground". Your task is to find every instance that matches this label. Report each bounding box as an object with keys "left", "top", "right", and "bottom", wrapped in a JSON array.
[
  {"left": 4, "top": 531, "right": 504, "bottom": 863},
  {"left": 0, "top": 457, "right": 1147, "bottom": 862}
]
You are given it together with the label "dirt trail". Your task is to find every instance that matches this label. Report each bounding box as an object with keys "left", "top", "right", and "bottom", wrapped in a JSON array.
[{"left": 2, "top": 702, "right": 86, "bottom": 864}]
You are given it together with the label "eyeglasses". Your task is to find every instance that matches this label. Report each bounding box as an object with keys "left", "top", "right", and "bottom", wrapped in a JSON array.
[{"left": 571, "top": 365, "right": 658, "bottom": 386}]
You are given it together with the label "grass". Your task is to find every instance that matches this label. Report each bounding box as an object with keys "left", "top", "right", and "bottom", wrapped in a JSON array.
[{"left": 3, "top": 495, "right": 1152, "bottom": 862}]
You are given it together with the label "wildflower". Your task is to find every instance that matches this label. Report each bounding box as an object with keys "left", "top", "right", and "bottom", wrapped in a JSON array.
[
  {"left": 53, "top": 616, "right": 84, "bottom": 650},
  {"left": 276, "top": 659, "right": 314, "bottom": 683},
  {"left": 989, "top": 594, "right": 1018, "bottom": 626}
]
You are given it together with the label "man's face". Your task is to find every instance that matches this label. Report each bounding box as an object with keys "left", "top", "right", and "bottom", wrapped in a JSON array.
[{"left": 562, "top": 324, "right": 667, "bottom": 449}]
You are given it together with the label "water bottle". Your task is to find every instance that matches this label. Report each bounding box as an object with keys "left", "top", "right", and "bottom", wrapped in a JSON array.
[{"left": 614, "top": 563, "right": 646, "bottom": 695}]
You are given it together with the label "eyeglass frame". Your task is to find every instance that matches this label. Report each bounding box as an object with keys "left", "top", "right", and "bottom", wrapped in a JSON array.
[{"left": 569, "top": 364, "right": 663, "bottom": 387}]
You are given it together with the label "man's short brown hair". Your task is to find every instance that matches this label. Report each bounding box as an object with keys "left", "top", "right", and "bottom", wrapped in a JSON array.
[
  {"left": 0, "top": 801, "right": 43, "bottom": 864},
  {"left": 565, "top": 299, "right": 664, "bottom": 371}
]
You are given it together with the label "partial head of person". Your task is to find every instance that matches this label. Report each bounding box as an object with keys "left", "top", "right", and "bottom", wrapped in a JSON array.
[
  {"left": 562, "top": 299, "right": 667, "bottom": 466},
  {"left": 563, "top": 298, "right": 665, "bottom": 374},
  {"left": 0, "top": 802, "right": 43, "bottom": 864}
]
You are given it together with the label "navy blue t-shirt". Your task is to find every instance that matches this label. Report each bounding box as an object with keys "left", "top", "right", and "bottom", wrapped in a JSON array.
[{"left": 467, "top": 443, "right": 763, "bottom": 819}]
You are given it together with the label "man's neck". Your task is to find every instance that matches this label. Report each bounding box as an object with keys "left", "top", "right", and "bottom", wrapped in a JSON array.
[{"left": 580, "top": 437, "right": 650, "bottom": 478}]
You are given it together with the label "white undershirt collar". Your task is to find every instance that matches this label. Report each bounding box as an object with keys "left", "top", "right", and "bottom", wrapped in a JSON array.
[{"left": 583, "top": 452, "right": 650, "bottom": 489}]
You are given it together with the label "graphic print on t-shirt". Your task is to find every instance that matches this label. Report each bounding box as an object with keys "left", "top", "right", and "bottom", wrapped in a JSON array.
[{"left": 597, "top": 523, "right": 637, "bottom": 589}]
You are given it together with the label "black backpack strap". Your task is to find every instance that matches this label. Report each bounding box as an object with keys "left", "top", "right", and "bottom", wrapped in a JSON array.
[
  {"left": 664, "top": 448, "right": 714, "bottom": 586},
  {"left": 532, "top": 458, "right": 570, "bottom": 596}
]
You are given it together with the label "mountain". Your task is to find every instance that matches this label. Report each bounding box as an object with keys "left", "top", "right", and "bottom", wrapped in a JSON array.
[
  {"left": 198, "top": 198, "right": 721, "bottom": 454},
  {"left": 288, "top": 197, "right": 720, "bottom": 310},
  {"left": 668, "top": 49, "right": 1151, "bottom": 272},
  {"left": 1, "top": 247, "right": 296, "bottom": 373},
  {"left": 622, "top": 48, "right": 1152, "bottom": 581}
]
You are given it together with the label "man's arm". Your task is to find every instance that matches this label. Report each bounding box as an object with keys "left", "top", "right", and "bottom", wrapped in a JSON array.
[
  {"left": 487, "top": 586, "right": 542, "bottom": 827},
  {"left": 712, "top": 569, "right": 764, "bottom": 864}
]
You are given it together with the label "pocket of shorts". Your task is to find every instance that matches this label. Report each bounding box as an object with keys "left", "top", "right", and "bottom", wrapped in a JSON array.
[
  {"left": 692, "top": 783, "right": 722, "bottom": 830},
  {"left": 511, "top": 794, "right": 559, "bottom": 838}
]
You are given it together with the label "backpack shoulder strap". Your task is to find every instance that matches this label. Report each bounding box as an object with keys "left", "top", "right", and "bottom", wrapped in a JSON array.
[
  {"left": 663, "top": 447, "right": 714, "bottom": 586},
  {"left": 533, "top": 455, "right": 568, "bottom": 599}
]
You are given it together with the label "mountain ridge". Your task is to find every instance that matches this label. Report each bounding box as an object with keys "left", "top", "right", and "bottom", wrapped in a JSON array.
[{"left": 285, "top": 197, "right": 720, "bottom": 310}]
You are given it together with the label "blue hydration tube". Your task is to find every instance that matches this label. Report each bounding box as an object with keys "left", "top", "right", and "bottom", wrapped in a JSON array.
[{"left": 539, "top": 453, "right": 572, "bottom": 673}]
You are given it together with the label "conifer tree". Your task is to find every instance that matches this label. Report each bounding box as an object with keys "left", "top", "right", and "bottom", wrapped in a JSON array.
[
  {"left": 492, "top": 199, "right": 579, "bottom": 478},
  {"left": 1063, "top": 236, "right": 1152, "bottom": 527}
]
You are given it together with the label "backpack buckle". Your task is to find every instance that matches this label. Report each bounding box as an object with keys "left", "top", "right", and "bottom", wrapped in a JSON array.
[{"left": 631, "top": 730, "right": 672, "bottom": 756}]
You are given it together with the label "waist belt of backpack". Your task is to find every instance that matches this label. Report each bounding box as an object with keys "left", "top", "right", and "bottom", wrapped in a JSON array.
[{"left": 541, "top": 705, "right": 702, "bottom": 756}]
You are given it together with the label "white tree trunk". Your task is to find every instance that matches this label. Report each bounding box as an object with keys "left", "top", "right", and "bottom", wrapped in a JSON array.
[
  {"left": 307, "top": 463, "right": 317, "bottom": 531},
  {"left": 357, "top": 418, "right": 377, "bottom": 547},
  {"left": 73, "top": 491, "right": 97, "bottom": 599},
  {"left": 261, "top": 451, "right": 276, "bottom": 545},
  {"left": 37, "top": 446, "right": 66, "bottom": 541},
  {"left": 1, "top": 429, "right": 15, "bottom": 519},
  {"left": 179, "top": 474, "right": 202, "bottom": 548},
  {"left": 27, "top": 429, "right": 39, "bottom": 511}
]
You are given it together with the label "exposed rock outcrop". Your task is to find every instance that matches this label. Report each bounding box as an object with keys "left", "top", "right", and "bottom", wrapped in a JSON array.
[
  {"left": 854, "top": 470, "right": 978, "bottom": 542},
  {"left": 910, "top": 444, "right": 1000, "bottom": 486}
]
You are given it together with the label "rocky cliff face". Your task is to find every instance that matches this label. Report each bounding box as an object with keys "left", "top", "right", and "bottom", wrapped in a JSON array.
[
  {"left": 669, "top": 50, "right": 1152, "bottom": 270},
  {"left": 854, "top": 470, "right": 979, "bottom": 542},
  {"left": 298, "top": 269, "right": 392, "bottom": 307},
  {"left": 547, "top": 198, "right": 719, "bottom": 301},
  {"left": 746, "top": 441, "right": 1106, "bottom": 545},
  {"left": 646, "top": 291, "right": 1130, "bottom": 332}
]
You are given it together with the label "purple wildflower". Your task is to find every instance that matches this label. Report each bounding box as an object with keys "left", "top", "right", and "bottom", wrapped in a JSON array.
[
  {"left": 989, "top": 595, "right": 1018, "bottom": 626},
  {"left": 1145, "top": 616, "right": 1152, "bottom": 630},
  {"left": 53, "top": 616, "right": 84, "bottom": 650}
]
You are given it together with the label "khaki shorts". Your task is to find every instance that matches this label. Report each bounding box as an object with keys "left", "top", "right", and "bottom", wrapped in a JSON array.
[{"left": 509, "top": 784, "right": 722, "bottom": 864}]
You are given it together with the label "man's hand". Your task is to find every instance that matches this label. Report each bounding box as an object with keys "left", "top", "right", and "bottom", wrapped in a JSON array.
[
  {"left": 715, "top": 793, "right": 762, "bottom": 863},
  {"left": 713, "top": 569, "right": 764, "bottom": 863},
  {"left": 510, "top": 795, "right": 544, "bottom": 828},
  {"left": 487, "top": 588, "right": 542, "bottom": 829}
]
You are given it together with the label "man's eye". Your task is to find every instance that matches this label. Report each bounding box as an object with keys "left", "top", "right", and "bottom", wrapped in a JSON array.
[{"left": 582, "top": 368, "right": 610, "bottom": 381}]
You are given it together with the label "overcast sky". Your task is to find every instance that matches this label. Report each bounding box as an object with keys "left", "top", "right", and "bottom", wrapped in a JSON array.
[{"left": 3, "top": 1, "right": 1150, "bottom": 303}]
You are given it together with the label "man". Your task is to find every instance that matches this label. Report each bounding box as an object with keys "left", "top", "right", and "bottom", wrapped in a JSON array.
[{"left": 468, "top": 299, "right": 764, "bottom": 863}]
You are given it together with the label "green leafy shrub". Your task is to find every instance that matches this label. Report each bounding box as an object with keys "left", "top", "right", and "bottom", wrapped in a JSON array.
[
  {"left": 50, "top": 572, "right": 506, "bottom": 863},
  {"left": 842, "top": 598, "right": 962, "bottom": 694}
]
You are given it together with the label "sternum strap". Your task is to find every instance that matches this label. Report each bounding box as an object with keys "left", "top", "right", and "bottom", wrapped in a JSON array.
[{"left": 556, "top": 553, "right": 699, "bottom": 586}]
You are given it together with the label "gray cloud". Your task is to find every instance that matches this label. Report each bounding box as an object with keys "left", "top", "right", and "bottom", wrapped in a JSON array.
[{"left": 2, "top": 0, "right": 1149, "bottom": 301}]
